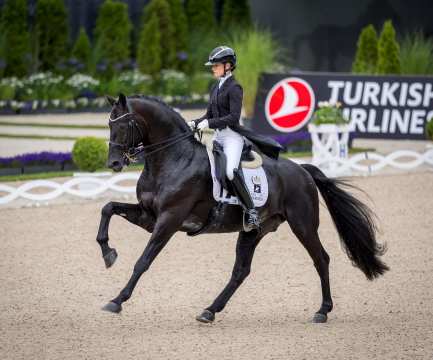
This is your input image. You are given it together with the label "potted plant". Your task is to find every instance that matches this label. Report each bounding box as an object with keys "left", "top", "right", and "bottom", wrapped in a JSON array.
[{"left": 308, "top": 101, "right": 351, "bottom": 169}]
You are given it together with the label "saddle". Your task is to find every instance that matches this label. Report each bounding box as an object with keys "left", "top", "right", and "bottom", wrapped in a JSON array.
[
  {"left": 187, "top": 139, "right": 268, "bottom": 237},
  {"left": 212, "top": 139, "right": 263, "bottom": 194}
]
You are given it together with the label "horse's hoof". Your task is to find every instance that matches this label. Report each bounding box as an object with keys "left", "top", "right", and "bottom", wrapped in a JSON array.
[
  {"left": 196, "top": 309, "right": 215, "bottom": 323},
  {"left": 312, "top": 312, "right": 327, "bottom": 323},
  {"left": 103, "top": 249, "right": 118, "bottom": 268},
  {"left": 102, "top": 301, "right": 122, "bottom": 314}
]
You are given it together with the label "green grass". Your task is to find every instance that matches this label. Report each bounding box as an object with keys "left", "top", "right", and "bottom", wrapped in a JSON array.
[
  {"left": 0, "top": 163, "right": 144, "bottom": 182},
  {"left": 0, "top": 121, "right": 107, "bottom": 129},
  {"left": 229, "top": 28, "right": 284, "bottom": 118},
  {"left": 0, "top": 133, "right": 107, "bottom": 141},
  {"left": 400, "top": 32, "right": 433, "bottom": 75}
]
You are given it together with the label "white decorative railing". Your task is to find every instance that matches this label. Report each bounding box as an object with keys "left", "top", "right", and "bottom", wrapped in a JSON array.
[
  {"left": 315, "top": 148, "right": 433, "bottom": 176},
  {"left": 0, "top": 172, "right": 139, "bottom": 205},
  {"left": 1, "top": 148, "right": 433, "bottom": 205}
]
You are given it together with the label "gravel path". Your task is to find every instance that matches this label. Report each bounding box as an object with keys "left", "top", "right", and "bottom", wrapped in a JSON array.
[{"left": 0, "top": 172, "right": 432, "bottom": 359}]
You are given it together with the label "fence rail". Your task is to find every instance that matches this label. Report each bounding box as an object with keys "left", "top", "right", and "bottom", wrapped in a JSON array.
[{"left": 1, "top": 148, "right": 433, "bottom": 205}]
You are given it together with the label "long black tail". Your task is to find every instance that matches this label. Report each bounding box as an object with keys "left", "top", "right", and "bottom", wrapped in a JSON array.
[{"left": 301, "top": 164, "right": 389, "bottom": 280}]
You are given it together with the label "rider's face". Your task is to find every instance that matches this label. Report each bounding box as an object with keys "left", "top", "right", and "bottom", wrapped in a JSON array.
[{"left": 211, "top": 63, "right": 230, "bottom": 78}]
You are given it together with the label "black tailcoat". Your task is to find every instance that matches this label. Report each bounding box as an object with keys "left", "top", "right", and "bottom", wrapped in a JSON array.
[{"left": 196, "top": 76, "right": 283, "bottom": 159}]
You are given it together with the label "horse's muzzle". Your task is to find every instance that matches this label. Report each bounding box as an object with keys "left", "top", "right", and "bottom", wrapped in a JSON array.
[{"left": 108, "top": 160, "right": 123, "bottom": 172}]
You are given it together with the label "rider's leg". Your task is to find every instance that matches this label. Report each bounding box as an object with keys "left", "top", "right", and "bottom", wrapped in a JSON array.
[{"left": 222, "top": 130, "right": 260, "bottom": 230}]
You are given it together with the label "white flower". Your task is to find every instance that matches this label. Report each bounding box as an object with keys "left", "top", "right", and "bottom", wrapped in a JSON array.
[
  {"left": 77, "top": 97, "right": 89, "bottom": 106},
  {"left": 65, "top": 100, "right": 76, "bottom": 109},
  {"left": 118, "top": 70, "right": 151, "bottom": 86},
  {"left": 66, "top": 74, "right": 99, "bottom": 89},
  {"left": 161, "top": 69, "right": 187, "bottom": 81}
]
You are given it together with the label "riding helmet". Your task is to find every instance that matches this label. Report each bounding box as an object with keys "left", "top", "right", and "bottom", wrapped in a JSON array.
[{"left": 205, "top": 46, "right": 237, "bottom": 69}]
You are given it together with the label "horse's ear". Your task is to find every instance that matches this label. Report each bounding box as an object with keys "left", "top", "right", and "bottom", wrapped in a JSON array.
[
  {"left": 118, "top": 93, "right": 127, "bottom": 109},
  {"left": 105, "top": 95, "right": 116, "bottom": 106}
]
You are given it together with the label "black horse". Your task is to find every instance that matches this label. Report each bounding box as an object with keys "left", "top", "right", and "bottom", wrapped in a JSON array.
[{"left": 96, "top": 93, "right": 389, "bottom": 323}]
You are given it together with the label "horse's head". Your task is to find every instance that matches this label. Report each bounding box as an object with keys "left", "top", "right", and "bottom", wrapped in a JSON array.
[
  {"left": 106, "top": 93, "right": 194, "bottom": 172},
  {"left": 106, "top": 93, "right": 145, "bottom": 172}
]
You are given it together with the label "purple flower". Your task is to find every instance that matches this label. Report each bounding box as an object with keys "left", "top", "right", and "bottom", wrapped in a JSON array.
[
  {"left": 271, "top": 130, "right": 311, "bottom": 147},
  {"left": 0, "top": 151, "right": 73, "bottom": 168},
  {"left": 177, "top": 51, "right": 188, "bottom": 61}
]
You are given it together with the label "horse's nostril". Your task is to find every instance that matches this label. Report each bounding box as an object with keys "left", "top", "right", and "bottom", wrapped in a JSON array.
[{"left": 109, "top": 160, "right": 120, "bottom": 169}]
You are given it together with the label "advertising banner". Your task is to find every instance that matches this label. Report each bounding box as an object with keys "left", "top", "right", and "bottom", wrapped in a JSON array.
[{"left": 252, "top": 72, "right": 433, "bottom": 140}]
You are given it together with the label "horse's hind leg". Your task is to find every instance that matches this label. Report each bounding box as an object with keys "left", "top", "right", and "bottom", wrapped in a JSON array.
[
  {"left": 196, "top": 229, "right": 263, "bottom": 323},
  {"left": 96, "top": 202, "right": 149, "bottom": 268},
  {"left": 287, "top": 211, "right": 333, "bottom": 323}
]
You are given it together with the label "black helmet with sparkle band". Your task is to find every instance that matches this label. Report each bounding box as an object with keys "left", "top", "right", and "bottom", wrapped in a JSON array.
[{"left": 205, "top": 46, "right": 237, "bottom": 70}]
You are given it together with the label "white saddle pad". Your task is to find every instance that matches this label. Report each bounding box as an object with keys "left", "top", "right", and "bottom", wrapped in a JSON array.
[{"left": 206, "top": 148, "right": 269, "bottom": 207}]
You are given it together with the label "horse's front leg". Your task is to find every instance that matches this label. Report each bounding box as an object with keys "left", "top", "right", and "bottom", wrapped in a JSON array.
[
  {"left": 102, "top": 210, "right": 185, "bottom": 313},
  {"left": 96, "top": 201, "right": 153, "bottom": 268}
]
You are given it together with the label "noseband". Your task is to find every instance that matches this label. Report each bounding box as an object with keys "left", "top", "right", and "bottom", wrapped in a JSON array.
[{"left": 109, "top": 110, "right": 196, "bottom": 164}]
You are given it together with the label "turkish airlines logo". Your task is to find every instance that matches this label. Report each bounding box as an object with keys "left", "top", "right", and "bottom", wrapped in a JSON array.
[{"left": 265, "top": 77, "right": 315, "bottom": 132}]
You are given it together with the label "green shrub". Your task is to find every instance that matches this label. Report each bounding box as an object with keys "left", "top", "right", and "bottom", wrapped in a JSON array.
[
  {"left": 426, "top": 118, "right": 433, "bottom": 140},
  {"left": 352, "top": 24, "right": 378, "bottom": 74},
  {"left": 35, "top": 0, "right": 68, "bottom": 71},
  {"left": 0, "top": 0, "right": 31, "bottom": 77},
  {"left": 221, "top": 0, "right": 252, "bottom": 30},
  {"left": 72, "top": 27, "right": 92, "bottom": 73},
  {"left": 142, "top": 0, "right": 176, "bottom": 70},
  {"left": 166, "top": 0, "right": 188, "bottom": 70},
  {"left": 377, "top": 20, "right": 401, "bottom": 75},
  {"left": 400, "top": 32, "right": 433, "bottom": 75},
  {"left": 94, "top": 0, "right": 131, "bottom": 77},
  {"left": 72, "top": 137, "right": 108, "bottom": 172},
  {"left": 137, "top": 13, "right": 162, "bottom": 76},
  {"left": 229, "top": 28, "right": 282, "bottom": 118},
  {"left": 189, "top": 72, "right": 213, "bottom": 94},
  {"left": 186, "top": 0, "right": 215, "bottom": 33}
]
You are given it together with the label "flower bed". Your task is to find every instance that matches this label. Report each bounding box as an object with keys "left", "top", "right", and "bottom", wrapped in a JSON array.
[
  {"left": 0, "top": 70, "right": 211, "bottom": 114},
  {"left": 0, "top": 151, "right": 77, "bottom": 175}
]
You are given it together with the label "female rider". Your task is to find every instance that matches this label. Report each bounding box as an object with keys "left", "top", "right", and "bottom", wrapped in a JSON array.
[{"left": 188, "top": 46, "right": 260, "bottom": 231}]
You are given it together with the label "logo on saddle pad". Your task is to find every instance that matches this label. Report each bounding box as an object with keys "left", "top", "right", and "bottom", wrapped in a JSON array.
[
  {"left": 251, "top": 175, "right": 261, "bottom": 193},
  {"left": 265, "top": 77, "right": 315, "bottom": 133}
]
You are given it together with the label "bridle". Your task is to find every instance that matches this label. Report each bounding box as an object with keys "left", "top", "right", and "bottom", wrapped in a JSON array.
[{"left": 108, "top": 107, "right": 197, "bottom": 164}]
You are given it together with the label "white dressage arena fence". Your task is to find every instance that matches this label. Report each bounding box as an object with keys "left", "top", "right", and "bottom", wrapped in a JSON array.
[
  {"left": 1, "top": 145, "right": 433, "bottom": 205},
  {"left": 308, "top": 123, "right": 433, "bottom": 176},
  {"left": 0, "top": 172, "right": 140, "bottom": 205}
]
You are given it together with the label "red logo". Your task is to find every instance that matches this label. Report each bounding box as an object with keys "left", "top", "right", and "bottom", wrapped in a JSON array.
[{"left": 265, "top": 77, "right": 315, "bottom": 133}]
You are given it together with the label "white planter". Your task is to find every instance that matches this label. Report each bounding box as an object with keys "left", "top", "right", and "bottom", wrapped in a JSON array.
[{"left": 308, "top": 123, "right": 351, "bottom": 173}]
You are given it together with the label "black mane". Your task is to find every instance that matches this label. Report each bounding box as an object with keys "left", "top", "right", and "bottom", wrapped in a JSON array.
[{"left": 128, "top": 95, "right": 182, "bottom": 118}]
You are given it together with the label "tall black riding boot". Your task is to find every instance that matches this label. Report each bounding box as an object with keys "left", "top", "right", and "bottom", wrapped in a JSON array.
[{"left": 231, "top": 168, "right": 260, "bottom": 232}]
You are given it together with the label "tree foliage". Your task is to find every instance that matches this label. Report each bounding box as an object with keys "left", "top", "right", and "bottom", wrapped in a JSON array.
[
  {"left": 377, "top": 20, "right": 401, "bottom": 74},
  {"left": 186, "top": 0, "right": 215, "bottom": 33},
  {"left": 352, "top": 24, "right": 378, "bottom": 74},
  {"left": 72, "top": 28, "right": 92, "bottom": 72},
  {"left": 0, "top": 0, "right": 30, "bottom": 76},
  {"left": 221, "top": 0, "right": 252, "bottom": 30},
  {"left": 166, "top": 0, "right": 188, "bottom": 70},
  {"left": 137, "top": 15, "right": 162, "bottom": 76},
  {"left": 142, "top": 0, "right": 176, "bottom": 70},
  {"left": 94, "top": 0, "right": 131, "bottom": 75},
  {"left": 36, "top": 0, "right": 68, "bottom": 71}
]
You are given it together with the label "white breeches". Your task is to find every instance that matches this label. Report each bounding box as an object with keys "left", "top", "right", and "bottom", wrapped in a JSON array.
[{"left": 213, "top": 127, "right": 244, "bottom": 180}]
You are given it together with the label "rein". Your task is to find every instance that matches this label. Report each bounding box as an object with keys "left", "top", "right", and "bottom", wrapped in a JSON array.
[{"left": 109, "top": 111, "right": 198, "bottom": 163}]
